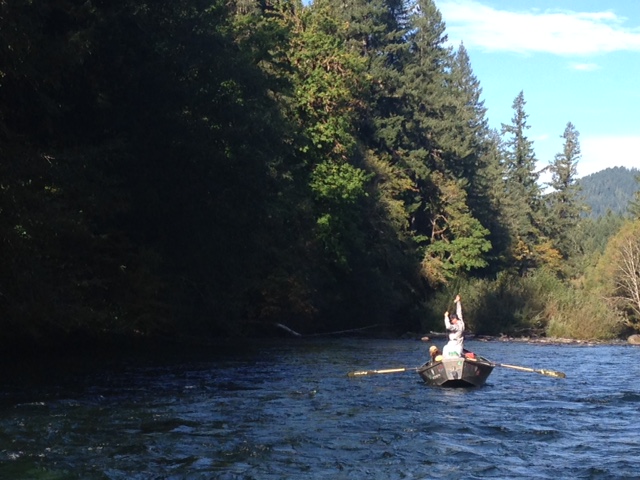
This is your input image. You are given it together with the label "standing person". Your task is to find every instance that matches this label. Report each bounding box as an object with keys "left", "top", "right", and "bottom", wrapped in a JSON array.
[{"left": 442, "top": 294, "right": 465, "bottom": 358}]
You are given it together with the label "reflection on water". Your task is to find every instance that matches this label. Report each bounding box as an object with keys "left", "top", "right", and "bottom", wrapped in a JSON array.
[{"left": 0, "top": 339, "right": 639, "bottom": 479}]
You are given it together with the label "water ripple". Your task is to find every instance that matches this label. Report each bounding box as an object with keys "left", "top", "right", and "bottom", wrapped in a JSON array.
[{"left": 0, "top": 339, "right": 639, "bottom": 479}]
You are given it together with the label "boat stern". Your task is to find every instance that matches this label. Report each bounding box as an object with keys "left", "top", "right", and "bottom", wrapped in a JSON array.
[{"left": 418, "top": 357, "right": 493, "bottom": 387}]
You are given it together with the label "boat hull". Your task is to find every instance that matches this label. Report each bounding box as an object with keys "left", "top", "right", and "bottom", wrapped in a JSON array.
[{"left": 417, "top": 356, "right": 494, "bottom": 387}]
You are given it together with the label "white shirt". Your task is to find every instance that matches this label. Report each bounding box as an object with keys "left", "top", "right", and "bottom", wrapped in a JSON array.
[{"left": 443, "top": 300, "right": 465, "bottom": 355}]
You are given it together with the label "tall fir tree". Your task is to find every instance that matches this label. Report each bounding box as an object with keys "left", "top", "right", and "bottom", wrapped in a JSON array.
[
  {"left": 545, "top": 122, "right": 586, "bottom": 262},
  {"left": 399, "top": 0, "right": 491, "bottom": 285},
  {"left": 443, "top": 44, "right": 489, "bottom": 183},
  {"left": 500, "top": 91, "right": 543, "bottom": 273},
  {"left": 476, "top": 129, "right": 513, "bottom": 271},
  {"left": 445, "top": 43, "right": 504, "bottom": 273}
]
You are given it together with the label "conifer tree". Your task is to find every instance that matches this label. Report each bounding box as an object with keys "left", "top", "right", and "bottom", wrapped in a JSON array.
[
  {"left": 318, "top": 0, "right": 410, "bottom": 153},
  {"left": 270, "top": 0, "right": 427, "bottom": 329},
  {"left": 545, "top": 122, "right": 586, "bottom": 261},
  {"left": 401, "top": 0, "right": 452, "bottom": 164},
  {"left": 447, "top": 43, "right": 505, "bottom": 271},
  {"left": 444, "top": 44, "right": 489, "bottom": 182},
  {"left": 399, "top": 1, "right": 492, "bottom": 284},
  {"left": 500, "top": 91, "right": 543, "bottom": 273},
  {"left": 476, "top": 129, "right": 512, "bottom": 271}
]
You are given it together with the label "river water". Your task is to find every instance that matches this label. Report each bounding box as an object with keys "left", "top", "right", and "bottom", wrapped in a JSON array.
[{"left": 0, "top": 338, "right": 638, "bottom": 479}]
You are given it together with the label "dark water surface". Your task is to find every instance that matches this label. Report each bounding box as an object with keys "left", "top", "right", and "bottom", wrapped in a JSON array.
[{"left": 0, "top": 338, "right": 639, "bottom": 479}]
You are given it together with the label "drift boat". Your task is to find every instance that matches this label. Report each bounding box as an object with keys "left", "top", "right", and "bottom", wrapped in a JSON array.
[
  {"left": 417, "top": 355, "right": 494, "bottom": 387},
  {"left": 347, "top": 354, "right": 564, "bottom": 385}
]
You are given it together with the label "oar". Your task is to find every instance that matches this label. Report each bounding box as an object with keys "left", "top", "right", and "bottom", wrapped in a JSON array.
[
  {"left": 468, "top": 357, "right": 565, "bottom": 378},
  {"left": 347, "top": 367, "right": 418, "bottom": 377},
  {"left": 496, "top": 362, "right": 566, "bottom": 378}
]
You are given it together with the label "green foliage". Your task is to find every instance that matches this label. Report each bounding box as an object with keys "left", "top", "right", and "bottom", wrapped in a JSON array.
[
  {"left": 586, "top": 220, "right": 640, "bottom": 331},
  {"left": 308, "top": 161, "right": 370, "bottom": 268},
  {"left": 470, "top": 271, "right": 557, "bottom": 335},
  {"left": 2, "top": 0, "right": 633, "bottom": 348},
  {"left": 275, "top": 0, "right": 427, "bottom": 331},
  {"left": 421, "top": 176, "right": 492, "bottom": 285},
  {"left": 545, "top": 290, "right": 623, "bottom": 340},
  {"left": 310, "top": 161, "right": 370, "bottom": 205},
  {"left": 289, "top": 3, "right": 368, "bottom": 158},
  {"left": 421, "top": 271, "right": 552, "bottom": 335},
  {"left": 0, "top": 0, "right": 303, "bottom": 343},
  {"left": 422, "top": 268, "right": 626, "bottom": 340}
]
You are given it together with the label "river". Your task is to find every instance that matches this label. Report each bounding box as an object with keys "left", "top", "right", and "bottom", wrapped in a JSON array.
[{"left": 0, "top": 338, "right": 638, "bottom": 479}]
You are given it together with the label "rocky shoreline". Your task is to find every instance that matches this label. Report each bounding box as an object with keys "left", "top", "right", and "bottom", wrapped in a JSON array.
[{"left": 419, "top": 332, "right": 640, "bottom": 346}]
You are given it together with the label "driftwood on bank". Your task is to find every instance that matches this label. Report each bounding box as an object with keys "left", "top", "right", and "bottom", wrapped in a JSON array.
[
  {"left": 274, "top": 323, "right": 303, "bottom": 337},
  {"left": 426, "top": 331, "right": 476, "bottom": 339},
  {"left": 274, "top": 323, "right": 383, "bottom": 337}
]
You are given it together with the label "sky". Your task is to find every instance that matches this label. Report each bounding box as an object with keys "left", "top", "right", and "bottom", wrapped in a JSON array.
[{"left": 434, "top": 0, "right": 640, "bottom": 180}]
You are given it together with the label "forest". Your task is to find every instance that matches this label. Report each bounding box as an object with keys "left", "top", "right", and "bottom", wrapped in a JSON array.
[
  {"left": 1, "top": 0, "right": 639, "bottom": 353},
  {"left": 578, "top": 166, "right": 639, "bottom": 218}
]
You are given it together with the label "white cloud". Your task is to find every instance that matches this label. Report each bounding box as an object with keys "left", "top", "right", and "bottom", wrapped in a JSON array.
[
  {"left": 570, "top": 62, "right": 600, "bottom": 71},
  {"left": 437, "top": 0, "right": 640, "bottom": 55},
  {"left": 579, "top": 135, "right": 640, "bottom": 177}
]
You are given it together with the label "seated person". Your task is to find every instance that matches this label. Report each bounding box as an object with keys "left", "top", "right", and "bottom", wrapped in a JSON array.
[{"left": 429, "top": 345, "right": 442, "bottom": 363}]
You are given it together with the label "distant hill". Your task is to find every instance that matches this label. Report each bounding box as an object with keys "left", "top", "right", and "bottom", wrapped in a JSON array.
[{"left": 577, "top": 166, "right": 639, "bottom": 218}]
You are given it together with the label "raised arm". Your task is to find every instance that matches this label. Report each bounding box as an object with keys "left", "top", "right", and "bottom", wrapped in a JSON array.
[
  {"left": 455, "top": 294, "right": 462, "bottom": 322},
  {"left": 444, "top": 310, "right": 451, "bottom": 330}
]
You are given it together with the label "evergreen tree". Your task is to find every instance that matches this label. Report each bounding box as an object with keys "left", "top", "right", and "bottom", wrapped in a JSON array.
[
  {"left": 393, "top": 2, "right": 489, "bottom": 285},
  {"left": 545, "top": 122, "right": 586, "bottom": 262},
  {"left": 446, "top": 43, "right": 506, "bottom": 273},
  {"left": 476, "top": 129, "right": 512, "bottom": 271},
  {"left": 444, "top": 44, "right": 489, "bottom": 183},
  {"left": 500, "top": 91, "right": 543, "bottom": 273},
  {"left": 274, "top": 0, "right": 426, "bottom": 330}
]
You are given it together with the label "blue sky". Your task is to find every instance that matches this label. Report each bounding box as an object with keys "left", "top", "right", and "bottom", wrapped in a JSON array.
[{"left": 435, "top": 0, "right": 640, "bottom": 180}]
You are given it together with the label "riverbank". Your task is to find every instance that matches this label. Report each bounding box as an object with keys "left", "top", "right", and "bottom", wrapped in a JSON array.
[{"left": 418, "top": 331, "right": 638, "bottom": 346}]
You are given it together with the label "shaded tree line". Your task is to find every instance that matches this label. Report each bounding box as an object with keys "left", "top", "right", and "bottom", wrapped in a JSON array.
[
  {"left": 0, "top": 0, "right": 637, "bottom": 350},
  {"left": 577, "top": 166, "right": 639, "bottom": 218}
]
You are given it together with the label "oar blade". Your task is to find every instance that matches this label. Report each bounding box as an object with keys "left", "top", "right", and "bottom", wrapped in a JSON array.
[{"left": 539, "top": 369, "right": 566, "bottom": 379}]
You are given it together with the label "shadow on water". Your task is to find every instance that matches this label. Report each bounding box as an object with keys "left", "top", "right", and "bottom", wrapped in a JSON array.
[{"left": 0, "top": 338, "right": 638, "bottom": 479}]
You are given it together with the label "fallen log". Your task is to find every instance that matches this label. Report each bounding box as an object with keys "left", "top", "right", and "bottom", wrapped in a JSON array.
[{"left": 274, "top": 323, "right": 383, "bottom": 337}]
